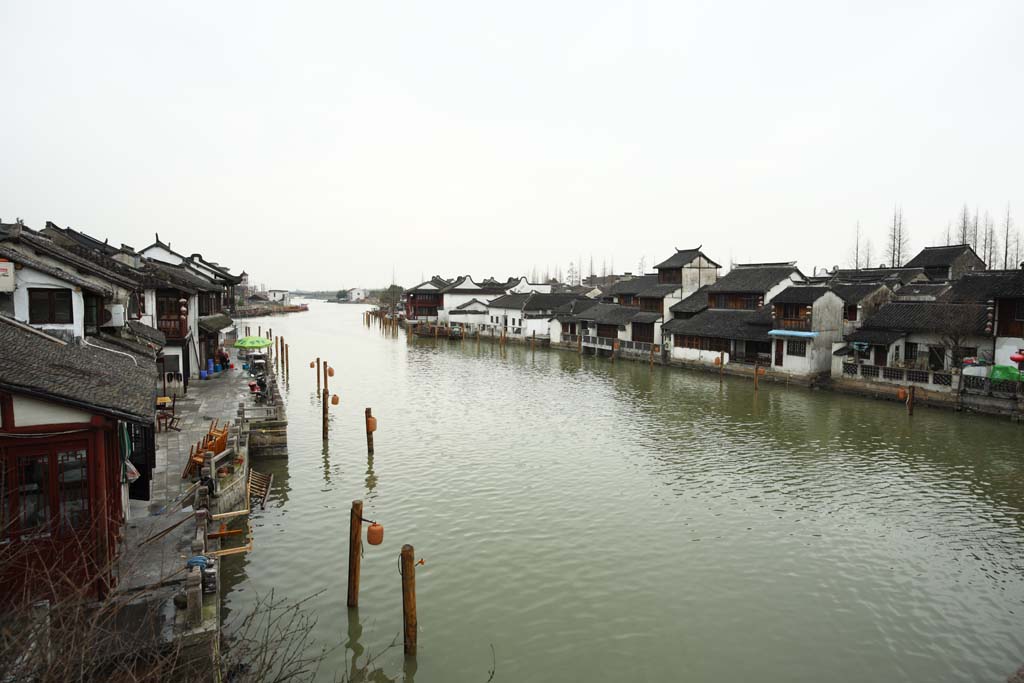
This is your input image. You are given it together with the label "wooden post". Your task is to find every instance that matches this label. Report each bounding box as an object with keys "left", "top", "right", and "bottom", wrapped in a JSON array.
[
  {"left": 754, "top": 363, "right": 760, "bottom": 391},
  {"left": 365, "top": 407, "right": 374, "bottom": 455},
  {"left": 323, "top": 362, "right": 329, "bottom": 395},
  {"left": 578, "top": 334, "right": 582, "bottom": 355},
  {"left": 531, "top": 331, "right": 535, "bottom": 354},
  {"left": 908, "top": 385, "right": 915, "bottom": 415},
  {"left": 347, "top": 500, "right": 363, "bottom": 607},
  {"left": 650, "top": 342, "right": 655, "bottom": 367},
  {"left": 322, "top": 388, "right": 329, "bottom": 440},
  {"left": 285, "top": 343, "right": 289, "bottom": 377},
  {"left": 316, "top": 357, "right": 321, "bottom": 393},
  {"left": 400, "top": 544, "right": 417, "bottom": 656},
  {"left": 719, "top": 350, "right": 724, "bottom": 383},
  {"left": 258, "top": 325, "right": 261, "bottom": 337}
]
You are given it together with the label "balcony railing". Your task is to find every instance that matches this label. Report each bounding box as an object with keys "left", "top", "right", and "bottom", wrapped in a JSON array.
[
  {"left": 775, "top": 318, "right": 811, "bottom": 331},
  {"left": 157, "top": 318, "right": 187, "bottom": 339}
]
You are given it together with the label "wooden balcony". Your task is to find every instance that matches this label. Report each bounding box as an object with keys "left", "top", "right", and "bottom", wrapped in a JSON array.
[
  {"left": 157, "top": 317, "right": 187, "bottom": 340},
  {"left": 775, "top": 318, "right": 811, "bottom": 331}
]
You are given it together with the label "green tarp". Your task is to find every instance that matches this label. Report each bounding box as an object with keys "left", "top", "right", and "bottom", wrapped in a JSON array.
[{"left": 989, "top": 365, "right": 1021, "bottom": 382}]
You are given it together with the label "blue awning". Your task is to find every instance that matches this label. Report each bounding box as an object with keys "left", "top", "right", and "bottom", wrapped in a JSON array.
[{"left": 768, "top": 330, "right": 818, "bottom": 338}]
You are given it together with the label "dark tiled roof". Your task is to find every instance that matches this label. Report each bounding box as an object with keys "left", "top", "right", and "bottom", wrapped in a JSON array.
[
  {"left": 846, "top": 328, "right": 906, "bottom": 345},
  {"left": 830, "top": 267, "right": 925, "bottom": 286},
  {"left": 551, "top": 298, "right": 599, "bottom": 321},
  {"left": 662, "top": 309, "right": 771, "bottom": 341},
  {"left": 0, "top": 242, "right": 115, "bottom": 297},
  {"left": 858, "top": 302, "right": 988, "bottom": 335},
  {"left": 126, "top": 320, "right": 166, "bottom": 347},
  {"left": 522, "top": 293, "right": 586, "bottom": 311},
  {"left": 830, "top": 283, "right": 888, "bottom": 304},
  {"left": 630, "top": 311, "right": 663, "bottom": 323},
  {"left": 440, "top": 276, "right": 506, "bottom": 294},
  {"left": 487, "top": 293, "right": 531, "bottom": 310},
  {"left": 770, "top": 286, "right": 831, "bottom": 304},
  {"left": 637, "top": 282, "right": 682, "bottom": 299},
  {"left": 148, "top": 262, "right": 222, "bottom": 293},
  {"left": 454, "top": 298, "right": 490, "bottom": 310},
  {"left": 0, "top": 224, "right": 140, "bottom": 291},
  {"left": 198, "top": 313, "right": 233, "bottom": 333},
  {"left": 942, "top": 270, "right": 1024, "bottom": 302},
  {"left": 707, "top": 265, "right": 801, "bottom": 294},
  {"left": 609, "top": 274, "right": 658, "bottom": 295},
  {"left": 905, "top": 244, "right": 981, "bottom": 268},
  {"left": 654, "top": 248, "right": 721, "bottom": 270},
  {"left": 893, "top": 283, "right": 951, "bottom": 300},
  {"left": 575, "top": 303, "right": 649, "bottom": 325},
  {"left": 669, "top": 286, "right": 709, "bottom": 314},
  {"left": 405, "top": 276, "right": 453, "bottom": 293},
  {"left": 92, "top": 333, "right": 158, "bottom": 361},
  {"left": 0, "top": 316, "right": 156, "bottom": 423}
]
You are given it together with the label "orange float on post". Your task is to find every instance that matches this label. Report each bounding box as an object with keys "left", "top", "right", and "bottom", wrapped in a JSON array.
[
  {"left": 328, "top": 367, "right": 335, "bottom": 377},
  {"left": 897, "top": 387, "right": 908, "bottom": 401},
  {"left": 367, "top": 522, "right": 384, "bottom": 545},
  {"left": 331, "top": 394, "right": 340, "bottom": 405},
  {"left": 367, "top": 416, "right": 378, "bottom": 433},
  {"left": 309, "top": 361, "right": 315, "bottom": 368}
]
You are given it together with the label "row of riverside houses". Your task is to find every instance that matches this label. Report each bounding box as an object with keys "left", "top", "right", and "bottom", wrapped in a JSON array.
[
  {"left": 403, "top": 244, "right": 1024, "bottom": 412},
  {"left": 0, "top": 220, "right": 244, "bottom": 600}
]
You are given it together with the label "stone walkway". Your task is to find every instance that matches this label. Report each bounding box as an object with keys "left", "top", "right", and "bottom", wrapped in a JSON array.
[{"left": 129, "top": 367, "right": 254, "bottom": 518}]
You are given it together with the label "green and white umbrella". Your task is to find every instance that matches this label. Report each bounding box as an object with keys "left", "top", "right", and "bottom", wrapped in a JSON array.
[{"left": 233, "top": 336, "right": 274, "bottom": 349}]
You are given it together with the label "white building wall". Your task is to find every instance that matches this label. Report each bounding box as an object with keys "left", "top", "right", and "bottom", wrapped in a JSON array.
[
  {"left": 11, "top": 266, "right": 85, "bottom": 338},
  {"left": 11, "top": 395, "right": 92, "bottom": 426},
  {"left": 507, "top": 278, "right": 552, "bottom": 294},
  {"left": 141, "top": 288, "right": 158, "bottom": 328},
  {"left": 680, "top": 257, "right": 719, "bottom": 295},
  {"left": 141, "top": 244, "right": 184, "bottom": 265},
  {"left": 995, "top": 337, "right": 1024, "bottom": 366},
  {"left": 672, "top": 345, "right": 729, "bottom": 365},
  {"left": 523, "top": 317, "right": 551, "bottom": 339}
]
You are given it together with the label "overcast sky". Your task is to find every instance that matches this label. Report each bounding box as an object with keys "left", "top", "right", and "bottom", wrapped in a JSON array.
[{"left": 2, "top": 1, "right": 1022, "bottom": 289}]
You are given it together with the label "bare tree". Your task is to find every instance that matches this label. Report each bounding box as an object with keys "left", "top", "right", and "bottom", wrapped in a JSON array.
[
  {"left": 957, "top": 204, "right": 971, "bottom": 245},
  {"left": 1004, "top": 204, "right": 1013, "bottom": 269},
  {"left": 0, "top": 531, "right": 388, "bottom": 683},
  {"left": 864, "top": 238, "right": 874, "bottom": 269},
  {"left": 886, "top": 206, "right": 908, "bottom": 267},
  {"left": 972, "top": 207, "right": 980, "bottom": 251},
  {"left": 850, "top": 221, "right": 863, "bottom": 268},
  {"left": 983, "top": 212, "right": 998, "bottom": 268},
  {"left": 637, "top": 256, "right": 646, "bottom": 275}
]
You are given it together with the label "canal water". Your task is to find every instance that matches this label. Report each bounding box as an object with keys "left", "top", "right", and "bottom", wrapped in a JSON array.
[{"left": 222, "top": 301, "right": 1024, "bottom": 682}]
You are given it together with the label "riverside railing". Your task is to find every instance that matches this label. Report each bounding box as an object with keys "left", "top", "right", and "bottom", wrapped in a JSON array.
[{"left": 838, "top": 362, "right": 1020, "bottom": 395}]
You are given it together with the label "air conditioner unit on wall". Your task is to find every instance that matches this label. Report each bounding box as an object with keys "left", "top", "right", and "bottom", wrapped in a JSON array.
[{"left": 101, "top": 303, "right": 126, "bottom": 327}]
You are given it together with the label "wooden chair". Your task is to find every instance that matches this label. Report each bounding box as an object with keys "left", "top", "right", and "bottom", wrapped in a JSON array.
[{"left": 157, "top": 396, "right": 181, "bottom": 432}]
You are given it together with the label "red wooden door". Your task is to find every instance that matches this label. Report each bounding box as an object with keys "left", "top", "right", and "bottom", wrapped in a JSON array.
[
  {"left": 774, "top": 339, "right": 784, "bottom": 366},
  {"left": 874, "top": 345, "right": 887, "bottom": 367}
]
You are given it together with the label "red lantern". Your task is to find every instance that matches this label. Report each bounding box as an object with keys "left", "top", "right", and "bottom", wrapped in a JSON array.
[{"left": 1010, "top": 353, "right": 1024, "bottom": 364}]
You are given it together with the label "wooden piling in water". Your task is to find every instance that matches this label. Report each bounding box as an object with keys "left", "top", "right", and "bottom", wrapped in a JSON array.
[
  {"left": 323, "top": 362, "right": 330, "bottom": 395},
  {"left": 316, "top": 357, "right": 321, "bottom": 393},
  {"left": 365, "top": 407, "right": 374, "bottom": 455},
  {"left": 754, "top": 363, "right": 760, "bottom": 391},
  {"left": 400, "top": 544, "right": 417, "bottom": 656},
  {"left": 908, "top": 385, "right": 915, "bottom": 415},
  {"left": 322, "top": 388, "right": 329, "bottom": 440},
  {"left": 531, "top": 331, "right": 535, "bottom": 354},
  {"left": 347, "top": 500, "right": 363, "bottom": 607},
  {"left": 285, "top": 343, "right": 289, "bottom": 377}
]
